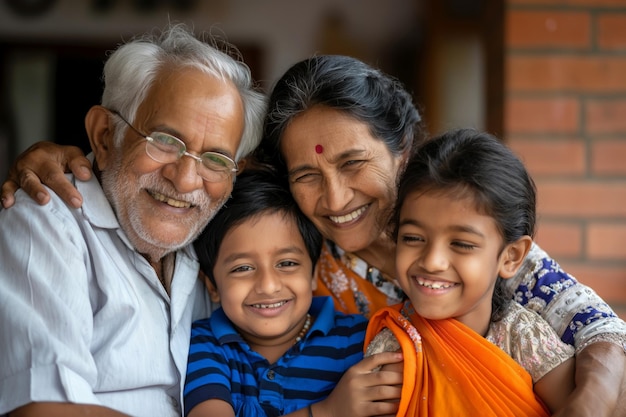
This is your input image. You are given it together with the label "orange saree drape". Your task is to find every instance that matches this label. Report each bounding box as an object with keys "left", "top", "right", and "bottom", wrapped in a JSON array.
[
  {"left": 364, "top": 302, "right": 550, "bottom": 417},
  {"left": 314, "top": 241, "right": 395, "bottom": 319}
]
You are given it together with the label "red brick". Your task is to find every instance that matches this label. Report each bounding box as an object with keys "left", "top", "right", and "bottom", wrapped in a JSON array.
[
  {"left": 507, "top": 10, "right": 590, "bottom": 48},
  {"left": 536, "top": 181, "right": 626, "bottom": 217},
  {"left": 507, "top": 137, "right": 586, "bottom": 176},
  {"left": 505, "top": 98, "right": 579, "bottom": 134},
  {"left": 591, "top": 139, "right": 626, "bottom": 175},
  {"left": 505, "top": 0, "right": 626, "bottom": 321},
  {"left": 562, "top": 262, "right": 626, "bottom": 305},
  {"left": 587, "top": 223, "right": 626, "bottom": 260},
  {"left": 507, "top": 56, "right": 626, "bottom": 93},
  {"left": 534, "top": 221, "right": 583, "bottom": 258},
  {"left": 597, "top": 14, "right": 626, "bottom": 50},
  {"left": 586, "top": 99, "right": 626, "bottom": 134}
]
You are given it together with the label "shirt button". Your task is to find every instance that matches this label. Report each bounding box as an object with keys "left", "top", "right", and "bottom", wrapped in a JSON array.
[{"left": 267, "top": 370, "right": 275, "bottom": 380}]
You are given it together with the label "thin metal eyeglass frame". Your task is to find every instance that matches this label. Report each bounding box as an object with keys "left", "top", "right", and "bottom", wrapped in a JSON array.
[{"left": 108, "top": 109, "right": 238, "bottom": 181}]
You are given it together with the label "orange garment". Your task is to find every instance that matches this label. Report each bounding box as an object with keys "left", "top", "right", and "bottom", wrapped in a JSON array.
[
  {"left": 314, "top": 241, "right": 397, "bottom": 319},
  {"left": 365, "top": 302, "right": 550, "bottom": 417}
]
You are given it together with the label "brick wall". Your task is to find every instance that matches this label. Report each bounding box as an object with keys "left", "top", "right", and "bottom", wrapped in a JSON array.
[{"left": 505, "top": 0, "right": 626, "bottom": 318}]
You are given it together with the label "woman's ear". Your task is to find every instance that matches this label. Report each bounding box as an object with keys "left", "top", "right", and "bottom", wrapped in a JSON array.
[
  {"left": 199, "top": 270, "right": 220, "bottom": 303},
  {"left": 498, "top": 236, "right": 533, "bottom": 279},
  {"left": 399, "top": 145, "right": 411, "bottom": 173},
  {"left": 85, "top": 105, "right": 115, "bottom": 170}
]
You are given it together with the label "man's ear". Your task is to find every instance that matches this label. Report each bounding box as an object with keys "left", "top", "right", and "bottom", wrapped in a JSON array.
[
  {"left": 85, "top": 105, "right": 116, "bottom": 170},
  {"left": 499, "top": 235, "right": 533, "bottom": 279},
  {"left": 199, "top": 270, "right": 220, "bottom": 303},
  {"left": 236, "top": 156, "right": 249, "bottom": 174}
]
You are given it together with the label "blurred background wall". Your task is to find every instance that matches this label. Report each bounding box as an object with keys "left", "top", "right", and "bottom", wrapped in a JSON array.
[
  {"left": 0, "top": 0, "right": 422, "bottom": 159},
  {"left": 0, "top": 0, "right": 498, "bottom": 177},
  {"left": 0, "top": 0, "right": 625, "bottom": 317}
]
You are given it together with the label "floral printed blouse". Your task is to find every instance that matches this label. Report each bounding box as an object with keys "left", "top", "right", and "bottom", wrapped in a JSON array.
[{"left": 313, "top": 240, "right": 626, "bottom": 353}]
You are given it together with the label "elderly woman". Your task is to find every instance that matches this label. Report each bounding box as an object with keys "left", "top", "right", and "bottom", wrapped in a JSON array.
[
  {"left": 2, "top": 54, "right": 625, "bottom": 417},
  {"left": 257, "top": 55, "right": 626, "bottom": 417}
]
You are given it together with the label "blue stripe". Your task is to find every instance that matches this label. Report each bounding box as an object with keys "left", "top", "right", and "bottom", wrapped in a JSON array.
[{"left": 183, "top": 297, "right": 367, "bottom": 416}]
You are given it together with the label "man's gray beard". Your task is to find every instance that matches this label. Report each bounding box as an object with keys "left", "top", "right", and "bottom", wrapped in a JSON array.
[{"left": 100, "top": 157, "right": 225, "bottom": 260}]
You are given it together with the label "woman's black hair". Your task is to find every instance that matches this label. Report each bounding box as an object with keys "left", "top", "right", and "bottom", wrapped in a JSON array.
[{"left": 254, "top": 54, "right": 425, "bottom": 177}]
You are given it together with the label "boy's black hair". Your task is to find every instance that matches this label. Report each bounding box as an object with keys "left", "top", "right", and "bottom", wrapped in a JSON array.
[{"left": 194, "top": 167, "right": 323, "bottom": 286}]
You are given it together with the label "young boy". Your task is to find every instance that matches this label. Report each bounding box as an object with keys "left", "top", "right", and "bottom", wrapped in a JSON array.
[{"left": 184, "top": 168, "right": 402, "bottom": 417}]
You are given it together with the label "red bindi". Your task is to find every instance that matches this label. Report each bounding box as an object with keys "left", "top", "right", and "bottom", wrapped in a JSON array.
[{"left": 315, "top": 144, "right": 324, "bottom": 154}]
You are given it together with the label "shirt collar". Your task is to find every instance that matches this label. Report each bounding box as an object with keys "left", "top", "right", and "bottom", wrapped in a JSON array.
[{"left": 76, "top": 153, "right": 120, "bottom": 230}]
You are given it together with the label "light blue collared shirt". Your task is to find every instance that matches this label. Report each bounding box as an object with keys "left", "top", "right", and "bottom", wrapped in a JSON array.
[{"left": 0, "top": 171, "right": 213, "bottom": 416}]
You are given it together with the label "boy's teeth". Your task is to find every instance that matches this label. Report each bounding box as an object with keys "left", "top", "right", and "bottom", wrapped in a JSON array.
[{"left": 253, "top": 301, "right": 286, "bottom": 309}]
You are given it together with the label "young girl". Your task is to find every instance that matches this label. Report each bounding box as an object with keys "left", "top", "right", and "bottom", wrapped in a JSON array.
[
  {"left": 186, "top": 168, "right": 403, "bottom": 417},
  {"left": 364, "top": 128, "right": 576, "bottom": 416}
]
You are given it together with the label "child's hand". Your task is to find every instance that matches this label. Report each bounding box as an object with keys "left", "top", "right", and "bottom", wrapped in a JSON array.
[{"left": 311, "top": 351, "right": 403, "bottom": 417}]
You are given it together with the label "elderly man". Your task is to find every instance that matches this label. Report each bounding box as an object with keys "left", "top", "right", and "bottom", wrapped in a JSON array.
[{"left": 0, "top": 24, "right": 266, "bottom": 416}]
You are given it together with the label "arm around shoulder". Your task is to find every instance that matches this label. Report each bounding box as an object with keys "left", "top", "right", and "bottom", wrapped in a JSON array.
[
  {"left": 551, "top": 341, "right": 626, "bottom": 417},
  {"left": 1, "top": 141, "right": 92, "bottom": 209}
]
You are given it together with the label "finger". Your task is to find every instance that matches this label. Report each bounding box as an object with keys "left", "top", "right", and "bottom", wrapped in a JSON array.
[
  {"left": 66, "top": 151, "right": 93, "bottom": 182},
  {"left": 370, "top": 383, "right": 403, "bottom": 400},
  {"left": 6, "top": 141, "right": 63, "bottom": 206},
  {"left": 362, "top": 351, "right": 404, "bottom": 371},
  {"left": 361, "top": 399, "right": 400, "bottom": 417},
  {"left": 380, "top": 360, "right": 403, "bottom": 374},
  {"left": 375, "top": 369, "right": 404, "bottom": 386},
  {"left": 40, "top": 169, "right": 84, "bottom": 208},
  {"left": 1, "top": 179, "right": 19, "bottom": 208},
  {"left": 17, "top": 170, "right": 52, "bottom": 205}
]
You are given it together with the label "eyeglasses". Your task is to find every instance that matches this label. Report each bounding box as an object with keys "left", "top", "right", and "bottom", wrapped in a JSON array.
[{"left": 110, "top": 110, "right": 238, "bottom": 183}]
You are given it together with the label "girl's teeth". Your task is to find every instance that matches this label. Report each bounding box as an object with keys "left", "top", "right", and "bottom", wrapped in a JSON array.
[{"left": 417, "top": 279, "right": 454, "bottom": 289}]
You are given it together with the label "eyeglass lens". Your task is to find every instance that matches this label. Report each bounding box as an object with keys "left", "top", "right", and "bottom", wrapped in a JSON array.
[{"left": 146, "top": 132, "right": 236, "bottom": 181}]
